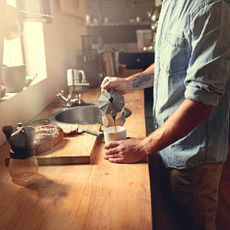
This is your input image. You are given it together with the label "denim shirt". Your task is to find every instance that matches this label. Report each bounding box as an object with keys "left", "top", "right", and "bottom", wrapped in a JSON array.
[{"left": 154, "top": 0, "right": 230, "bottom": 169}]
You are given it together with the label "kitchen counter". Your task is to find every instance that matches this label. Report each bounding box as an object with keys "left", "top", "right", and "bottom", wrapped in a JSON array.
[{"left": 0, "top": 88, "right": 152, "bottom": 230}]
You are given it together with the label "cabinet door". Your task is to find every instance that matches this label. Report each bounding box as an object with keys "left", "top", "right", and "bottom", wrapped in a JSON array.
[{"left": 59, "top": 0, "right": 86, "bottom": 19}]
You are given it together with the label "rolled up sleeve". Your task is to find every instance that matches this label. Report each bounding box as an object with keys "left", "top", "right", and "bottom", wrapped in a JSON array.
[{"left": 185, "top": 1, "right": 230, "bottom": 107}]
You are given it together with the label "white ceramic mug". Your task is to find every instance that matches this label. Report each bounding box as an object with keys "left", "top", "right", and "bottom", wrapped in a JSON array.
[{"left": 104, "top": 126, "right": 127, "bottom": 143}]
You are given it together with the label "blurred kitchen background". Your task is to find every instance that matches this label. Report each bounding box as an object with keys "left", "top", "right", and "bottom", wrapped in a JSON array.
[
  {"left": 0, "top": 0, "right": 161, "bottom": 145},
  {"left": 77, "top": 0, "right": 161, "bottom": 87}
]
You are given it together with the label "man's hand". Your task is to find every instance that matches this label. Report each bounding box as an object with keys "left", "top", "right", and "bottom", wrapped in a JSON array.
[
  {"left": 100, "top": 76, "right": 132, "bottom": 94},
  {"left": 104, "top": 138, "right": 148, "bottom": 163}
]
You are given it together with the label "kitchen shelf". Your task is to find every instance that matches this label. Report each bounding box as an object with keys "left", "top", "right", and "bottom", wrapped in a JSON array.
[
  {"left": 86, "top": 22, "right": 151, "bottom": 27},
  {"left": 86, "top": 23, "right": 152, "bottom": 43}
]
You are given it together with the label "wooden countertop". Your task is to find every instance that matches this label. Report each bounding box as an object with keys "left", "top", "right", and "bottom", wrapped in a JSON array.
[{"left": 0, "top": 89, "right": 152, "bottom": 230}]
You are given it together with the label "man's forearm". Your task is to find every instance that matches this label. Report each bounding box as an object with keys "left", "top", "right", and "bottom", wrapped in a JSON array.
[
  {"left": 127, "top": 64, "right": 155, "bottom": 89},
  {"left": 142, "top": 99, "right": 213, "bottom": 155},
  {"left": 132, "top": 74, "right": 154, "bottom": 89}
]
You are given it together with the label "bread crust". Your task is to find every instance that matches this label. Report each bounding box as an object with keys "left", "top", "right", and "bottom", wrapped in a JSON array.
[{"left": 33, "top": 124, "right": 64, "bottom": 154}]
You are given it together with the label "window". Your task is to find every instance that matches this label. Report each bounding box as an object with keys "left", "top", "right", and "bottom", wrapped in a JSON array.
[
  {"left": 2, "top": 0, "right": 51, "bottom": 95},
  {"left": 3, "top": 0, "right": 24, "bottom": 67},
  {"left": 22, "top": 21, "right": 47, "bottom": 79}
]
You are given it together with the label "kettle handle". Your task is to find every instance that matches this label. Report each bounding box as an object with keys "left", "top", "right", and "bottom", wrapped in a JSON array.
[{"left": 2, "top": 126, "right": 14, "bottom": 140}]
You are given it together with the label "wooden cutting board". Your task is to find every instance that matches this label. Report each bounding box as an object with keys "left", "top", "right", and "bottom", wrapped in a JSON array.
[{"left": 5, "top": 124, "right": 102, "bottom": 166}]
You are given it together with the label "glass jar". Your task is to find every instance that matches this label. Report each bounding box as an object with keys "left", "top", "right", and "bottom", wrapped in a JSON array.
[
  {"left": 9, "top": 151, "right": 39, "bottom": 186},
  {"left": 2, "top": 124, "right": 39, "bottom": 186}
]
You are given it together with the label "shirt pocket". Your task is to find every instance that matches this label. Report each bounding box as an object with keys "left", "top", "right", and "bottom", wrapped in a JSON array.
[{"left": 161, "top": 32, "right": 189, "bottom": 74}]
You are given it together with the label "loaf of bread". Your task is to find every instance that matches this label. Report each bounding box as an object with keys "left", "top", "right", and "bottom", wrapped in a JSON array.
[{"left": 33, "top": 124, "right": 64, "bottom": 154}]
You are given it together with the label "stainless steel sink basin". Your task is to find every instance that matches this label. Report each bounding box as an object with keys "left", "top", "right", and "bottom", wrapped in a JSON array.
[
  {"left": 50, "top": 105, "right": 102, "bottom": 125},
  {"left": 49, "top": 105, "right": 132, "bottom": 125}
]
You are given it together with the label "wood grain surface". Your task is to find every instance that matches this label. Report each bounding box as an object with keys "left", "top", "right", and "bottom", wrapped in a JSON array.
[
  {"left": 35, "top": 123, "right": 101, "bottom": 165},
  {"left": 0, "top": 88, "right": 152, "bottom": 230}
]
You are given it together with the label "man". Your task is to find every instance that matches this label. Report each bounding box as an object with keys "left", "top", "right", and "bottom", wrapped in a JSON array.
[{"left": 101, "top": 0, "right": 230, "bottom": 229}]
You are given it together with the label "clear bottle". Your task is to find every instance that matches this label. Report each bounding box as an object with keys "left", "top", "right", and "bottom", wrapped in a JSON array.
[{"left": 9, "top": 152, "right": 39, "bottom": 186}]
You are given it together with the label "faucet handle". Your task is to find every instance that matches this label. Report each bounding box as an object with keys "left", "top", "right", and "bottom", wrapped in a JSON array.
[
  {"left": 57, "top": 90, "right": 64, "bottom": 97},
  {"left": 57, "top": 90, "right": 68, "bottom": 103}
]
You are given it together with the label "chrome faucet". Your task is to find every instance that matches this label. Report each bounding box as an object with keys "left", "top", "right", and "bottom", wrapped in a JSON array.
[
  {"left": 56, "top": 90, "right": 78, "bottom": 107},
  {"left": 57, "top": 69, "right": 90, "bottom": 107}
]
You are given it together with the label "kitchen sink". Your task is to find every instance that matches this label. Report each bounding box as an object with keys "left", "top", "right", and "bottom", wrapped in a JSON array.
[
  {"left": 49, "top": 105, "right": 132, "bottom": 125},
  {"left": 50, "top": 105, "right": 102, "bottom": 125}
]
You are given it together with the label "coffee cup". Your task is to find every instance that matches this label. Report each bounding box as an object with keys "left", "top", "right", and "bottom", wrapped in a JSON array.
[{"left": 104, "top": 126, "right": 127, "bottom": 143}]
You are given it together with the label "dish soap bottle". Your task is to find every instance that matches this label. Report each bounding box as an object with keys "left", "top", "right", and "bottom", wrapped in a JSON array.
[{"left": 2, "top": 123, "right": 39, "bottom": 186}]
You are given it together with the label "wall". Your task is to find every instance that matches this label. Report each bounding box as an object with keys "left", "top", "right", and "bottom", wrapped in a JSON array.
[
  {"left": 0, "top": 0, "right": 4, "bottom": 89},
  {"left": 0, "top": 0, "right": 86, "bottom": 145}
]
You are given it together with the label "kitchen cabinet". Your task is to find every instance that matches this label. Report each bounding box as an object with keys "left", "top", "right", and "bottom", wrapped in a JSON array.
[{"left": 119, "top": 51, "right": 154, "bottom": 70}]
